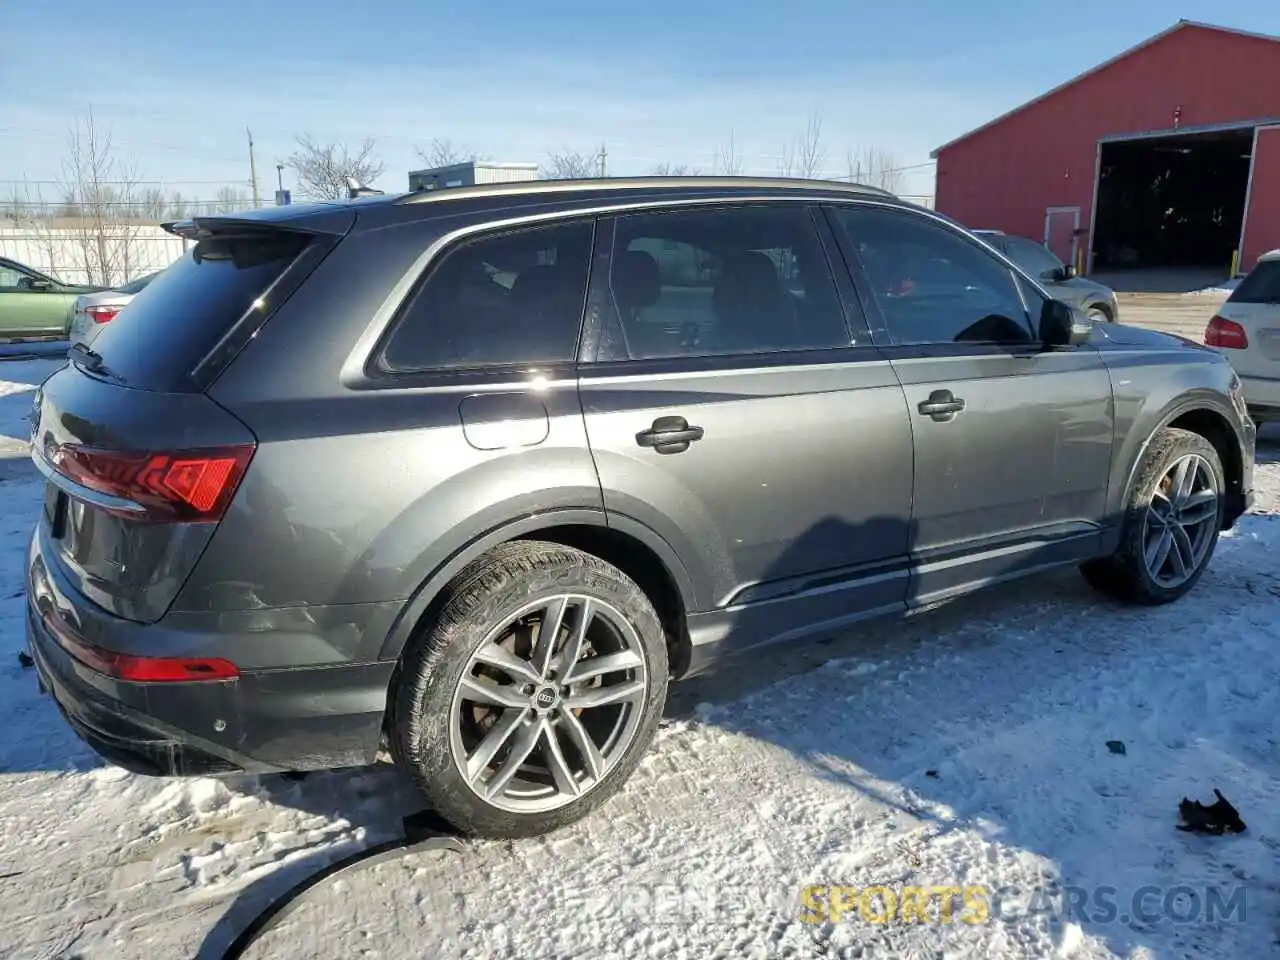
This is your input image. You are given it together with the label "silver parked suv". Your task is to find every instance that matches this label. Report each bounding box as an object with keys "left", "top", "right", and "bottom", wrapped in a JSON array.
[
  {"left": 26, "top": 178, "right": 1255, "bottom": 838},
  {"left": 972, "top": 229, "right": 1120, "bottom": 323}
]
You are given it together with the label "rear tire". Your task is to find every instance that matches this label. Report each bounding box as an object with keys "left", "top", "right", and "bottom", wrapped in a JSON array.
[
  {"left": 1080, "top": 427, "right": 1225, "bottom": 605},
  {"left": 392, "top": 541, "right": 669, "bottom": 839}
]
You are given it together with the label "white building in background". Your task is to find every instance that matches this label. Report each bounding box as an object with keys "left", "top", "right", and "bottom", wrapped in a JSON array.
[{"left": 408, "top": 161, "right": 540, "bottom": 192}]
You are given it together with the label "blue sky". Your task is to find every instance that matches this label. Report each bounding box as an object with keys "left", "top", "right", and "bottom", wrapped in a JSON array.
[{"left": 2, "top": 1, "right": 1276, "bottom": 203}]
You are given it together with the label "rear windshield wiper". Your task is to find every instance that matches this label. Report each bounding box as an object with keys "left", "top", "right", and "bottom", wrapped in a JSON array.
[{"left": 69, "top": 341, "right": 123, "bottom": 382}]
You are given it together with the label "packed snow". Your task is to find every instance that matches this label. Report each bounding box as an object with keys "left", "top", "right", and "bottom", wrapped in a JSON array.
[{"left": 0, "top": 357, "right": 1277, "bottom": 960}]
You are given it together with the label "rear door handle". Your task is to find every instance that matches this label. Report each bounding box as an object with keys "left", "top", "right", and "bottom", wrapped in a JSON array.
[
  {"left": 636, "top": 415, "right": 704, "bottom": 454},
  {"left": 917, "top": 389, "right": 966, "bottom": 422}
]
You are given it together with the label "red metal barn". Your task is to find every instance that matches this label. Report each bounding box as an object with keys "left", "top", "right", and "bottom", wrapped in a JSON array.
[{"left": 932, "top": 21, "right": 1280, "bottom": 277}]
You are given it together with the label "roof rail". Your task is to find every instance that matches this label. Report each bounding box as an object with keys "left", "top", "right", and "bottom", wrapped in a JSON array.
[{"left": 396, "top": 175, "right": 896, "bottom": 205}]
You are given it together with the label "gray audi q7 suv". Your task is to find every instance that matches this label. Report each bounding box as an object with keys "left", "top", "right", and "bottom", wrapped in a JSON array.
[{"left": 26, "top": 177, "right": 1255, "bottom": 839}]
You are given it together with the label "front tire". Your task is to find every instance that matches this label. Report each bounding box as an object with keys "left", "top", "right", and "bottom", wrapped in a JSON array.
[
  {"left": 392, "top": 541, "right": 669, "bottom": 838},
  {"left": 1080, "top": 427, "right": 1225, "bottom": 604}
]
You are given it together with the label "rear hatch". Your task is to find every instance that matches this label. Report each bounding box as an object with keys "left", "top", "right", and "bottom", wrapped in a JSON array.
[
  {"left": 31, "top": 210, "right": 350, "bottom": 623},
  {"left": 1215, "top": 259, "right": 1280, "bottom": 375}
]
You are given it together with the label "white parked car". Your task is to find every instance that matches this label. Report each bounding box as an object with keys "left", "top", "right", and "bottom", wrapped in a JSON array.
[
  {"left": 1205, "top": 250, "right": 1280, "bottom": 424},
  {"left": 68, "top": 272, "right": 159, "bottom": 347}
]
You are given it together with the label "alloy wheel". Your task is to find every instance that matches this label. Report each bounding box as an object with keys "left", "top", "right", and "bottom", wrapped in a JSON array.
[
  {"left": 1142, "top": 453, "right": 1219, "bottom": 589},
  {"left": 448, "top": 594, "right": 649, "bottom": 813}
]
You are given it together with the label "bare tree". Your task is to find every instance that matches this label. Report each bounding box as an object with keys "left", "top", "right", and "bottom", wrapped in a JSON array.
[
  {"left": 3, "top": 182, "right": 64, "bottom": 280},
  {"left": 777, "top": 112, "right": 825, "bottom": 179},
  {"left": 138, "top": 187, "right": 168, "bottom": 221},
  {"left": 713, "top": 132, "right": 744, "bottom": 176},
  {"left": 650, "top": 162, "right": 692, "bottom": 176},
  {"left": 58, "top": 189, "right": 83, "bottom": 219},
  {"left": 210, "top": 185, "right": 251, "bottom": 214},
  {"left": 541, "top": 150, "right": 598, "bottom": 180},
  {"left": 414, "top": 137, "right": 484, "bottom": 169},
  {"left": 287, "top": 134, "right": 386, "bottom": 199},
  {"left": 846, "top": 146, "right": 905, "bottom": 194},
  {"left": 3, "top": 188, "right": 30, "bottom": 221},
  {"left": 166, "top": 191, "right": 190, "bottom": 219},
  {"left": 57, "top": 109, "right": 146, "bottom": 286}
]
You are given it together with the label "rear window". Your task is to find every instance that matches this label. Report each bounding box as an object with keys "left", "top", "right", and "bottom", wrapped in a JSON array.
[
  {"left": 86, "top": 232, "right": 312, "bottom": 391},
  {"left": 1001, "top": 238, "right": 1064, "bottom": 279},
  {"left": 116, "top": 272, "right": 158, "bottom": 295},
  {"left": 1229, "top": 260, "right": 1280, "bottom": 304}
]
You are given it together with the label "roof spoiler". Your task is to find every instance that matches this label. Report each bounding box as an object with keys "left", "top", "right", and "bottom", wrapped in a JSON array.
[{"left": 161, "top": 214, "right": 350, "bottom": 241}]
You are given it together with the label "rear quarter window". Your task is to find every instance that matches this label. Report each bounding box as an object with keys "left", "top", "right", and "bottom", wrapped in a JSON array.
[
  {"left": 1229, "top": 260, "right": 1280, "bottom": 304},
  {"left": 86, "top": 232, "right": 313, "bottom": 391},
  {"left": 378, "top": 219, "right": 594, "bottom": 373}
]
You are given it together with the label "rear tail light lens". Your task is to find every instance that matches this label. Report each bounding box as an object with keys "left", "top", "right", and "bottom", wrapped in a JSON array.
[
  {"left": 49, "top": 443, "right": 255, "bottom": 522},
  {"left": 42, "top": 609, "right": 239, "bottom": 682},
  {"left": 1204, "top": 315, "right": 1249, "bottom": 349},
  {"left": 84, "top": 305, "right": 121, "bottom": 324}
]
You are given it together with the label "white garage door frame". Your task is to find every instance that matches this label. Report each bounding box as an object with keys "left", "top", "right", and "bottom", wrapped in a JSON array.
[{"left": 1044, "top": 206, "right": 1081, "bottom": 268}]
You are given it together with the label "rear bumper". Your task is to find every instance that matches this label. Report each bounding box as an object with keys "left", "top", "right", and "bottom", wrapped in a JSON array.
[{"left": 27, "top": 530, "right": 397, "bottom": 777}]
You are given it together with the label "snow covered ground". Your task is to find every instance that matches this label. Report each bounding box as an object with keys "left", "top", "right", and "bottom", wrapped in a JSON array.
[{"left": 1, "top": 358, "right": 1278, "bottom": 960}]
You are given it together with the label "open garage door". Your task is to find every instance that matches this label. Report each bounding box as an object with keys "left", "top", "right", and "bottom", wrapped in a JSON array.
[
  {"left": 1091, "top": 126, "right": 1253, "bottom": 273},
  {"left": 1241, "top": 125, "right": 1280, "bottom": 271}
]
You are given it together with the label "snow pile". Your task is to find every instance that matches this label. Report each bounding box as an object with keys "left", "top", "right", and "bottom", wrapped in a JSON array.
[
  {"left": 1182, "top": 278, "right": 1241, "bottom": 297},
  {"left": 0, "top": 361, "right": 1277, "bottom": 959}
]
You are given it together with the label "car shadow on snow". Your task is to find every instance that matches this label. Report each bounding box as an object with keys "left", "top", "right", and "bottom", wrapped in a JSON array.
[{"left": 666, "top": 508, "right": 1279, "bottom": 957}]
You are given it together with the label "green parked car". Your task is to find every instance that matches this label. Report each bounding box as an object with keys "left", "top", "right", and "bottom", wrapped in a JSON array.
[{"left": 0, "top": 257, "right": 106, "bottom": 340}]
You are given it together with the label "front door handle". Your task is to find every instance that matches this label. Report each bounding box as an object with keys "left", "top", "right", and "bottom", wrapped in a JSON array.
[
  {"left": 918, "top": 389, "right": 966, "bottom": 422},
  {"left": 636, "top": 415, "right": 704, "bottom": 454}
]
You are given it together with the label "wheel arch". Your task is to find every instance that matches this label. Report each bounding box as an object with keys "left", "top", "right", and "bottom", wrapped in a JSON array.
[
  {"left": 1117, "top": 397, "right": 1246, "bottom": 529},
  {"left": 1086, "top": 300, "right": 1113, "bottom": 321},
  {"left": 376, "top": 510, "right": 698, "bottom": 679}
]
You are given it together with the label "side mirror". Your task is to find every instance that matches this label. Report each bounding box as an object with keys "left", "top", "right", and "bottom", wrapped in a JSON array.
[
  {"left": 1060, "top": 264, "right": 1076, "bottom": 280},
  {"left": 29, "top": 279, "right": 53, "bottom": 292},
  {"left": 1040, "top": 298, "right": 1093, "bottom": 347}
]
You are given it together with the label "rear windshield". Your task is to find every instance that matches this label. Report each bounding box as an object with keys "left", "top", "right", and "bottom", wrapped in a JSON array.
[
  {"left": 1001, "top": 238, "right": 1063, "bottom": 278},
  {"left": 116, "top": 272, "right": 158, "bottom": 295},
  {"left": 86, "top": 232, "right": 312, "bottom": 391},
  {"left": 1229, "top": 260, "right": 1280, "bottom": 304}
]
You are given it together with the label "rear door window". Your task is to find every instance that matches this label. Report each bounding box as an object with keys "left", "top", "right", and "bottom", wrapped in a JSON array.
[
  {"left": 1230, "top": 260, "right": 1280, "bottom": 304},
  {"left": 87, "top": 231, "right": 314, "bottom": 391},
  {"left": 597, "top": 204, "right": 850, "bottom": 361}
]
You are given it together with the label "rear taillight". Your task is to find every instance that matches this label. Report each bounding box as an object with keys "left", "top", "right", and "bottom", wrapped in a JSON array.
[
  {"left": 84, "top": 305, "right": 121, "bottom": 324},
  {"left": 42, "top": 609, "right": 239, "bottom": 681},
  {"left": 49, "top": 443, "right": 255, "bottom": 522},
  {"left": 1204, "top": 315, "right": 1249, "bottom": 349}
]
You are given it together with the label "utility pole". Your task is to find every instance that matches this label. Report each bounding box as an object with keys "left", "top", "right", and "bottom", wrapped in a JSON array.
[
  {"left": 598, "top": 144, "right": 607, "bottom": 178},
  {"left": 247, "top": 127, "right": 261, "bottom": 208}
]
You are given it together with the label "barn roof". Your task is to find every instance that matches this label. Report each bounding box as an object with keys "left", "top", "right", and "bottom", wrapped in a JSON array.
[{"left": 931, "top": 20, "right": 1280, "bottom": 158}]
